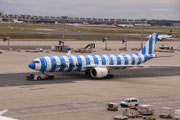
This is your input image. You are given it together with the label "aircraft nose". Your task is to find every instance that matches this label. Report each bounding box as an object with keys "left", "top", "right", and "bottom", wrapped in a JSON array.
[{"left": 28, "top": 62, "right": 36, "bottom": 69}]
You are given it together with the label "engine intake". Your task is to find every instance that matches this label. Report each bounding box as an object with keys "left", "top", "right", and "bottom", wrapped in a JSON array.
[{"left": 90, "top": 67, "right": 108, "bottom": 78}]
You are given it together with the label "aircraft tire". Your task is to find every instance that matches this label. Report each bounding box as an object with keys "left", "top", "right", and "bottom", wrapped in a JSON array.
[{"left": 37, "top": 76, "right": 41, "bottom": 80}]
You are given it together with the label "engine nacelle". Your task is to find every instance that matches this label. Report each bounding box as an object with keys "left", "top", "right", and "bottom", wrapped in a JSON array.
[{"left": 90, "top": 67, "right": 108, "bottom": 79}]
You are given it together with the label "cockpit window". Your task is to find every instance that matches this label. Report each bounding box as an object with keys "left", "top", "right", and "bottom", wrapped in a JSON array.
[{"left": 33, "top": 60, "right": 40, "bottom": 63}]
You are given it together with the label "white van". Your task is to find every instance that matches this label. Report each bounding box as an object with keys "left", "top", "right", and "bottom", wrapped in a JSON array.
[
  {"left": 120, "top": 98, "right": 139, "bottom": 107},
  {"left": 175, "top": 109, "right": 180, "bottom": 120}
]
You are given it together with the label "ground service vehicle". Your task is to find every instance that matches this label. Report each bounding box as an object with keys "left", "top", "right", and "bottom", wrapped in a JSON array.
[
  {"left": 106, "top": 103, "right": 119, "bottom": 111},
  {"left": 120, "top": 98, "right": 139, "bottom": 107},
  {"left": 159, "top": 107, "right": 172, "bottom": 119},
  {"left": 143, "top": 116, "right": 156, "bottom": 120},
  {"left": 27, "top": 73, "right": 54, "bottom": 80},
  {"left": 138, "top": 104, "right": 154, "bottom": 115},
  {"left": 175, "top": 109, "right": 180, "bottom": 120},
  {"left": 113, "top": 115, "right": 128, "bottom": 120}
]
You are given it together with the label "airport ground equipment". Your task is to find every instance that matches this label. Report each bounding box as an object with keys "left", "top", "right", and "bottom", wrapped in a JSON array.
[
  {"left": 75, "top": 43, "right": 95, "bottom": 53},
  {"left": 123, "top": 108, "right": 141, "bottom": 118},
  {"left": 175, "top": 109, "right": 180, "bottom": 120},
  {"left": 138, "top": 104, "right": 154, "bottom": 115},
  {"left": 106, "top": 103, "right": 119, "bottom": 111},
  {"left": 159, "top": 107, "right": 172, "bottom": 119},
  {"left": 119, "top": 39, "right": 127, "bottom": 51},
  {"left": 120, "top": 98, "right": 139, "bottom": 107},
  {"left": 159, "top": 44, "right": 171, "bottom": 50},
  {"left": 26, "top": 48, "right": 44, "bottom": 53},
  {"left": 113, "top": 115, "right": 128, "bottom": 120},
  {"left": 52, "top": 45, "right": 72, "bottom": 52},
  {"left": 142, "top": 116, "right": 156, "bottom": 120},
  {"left": 27, "top": 73, "right": 54, "bottom": 80}
]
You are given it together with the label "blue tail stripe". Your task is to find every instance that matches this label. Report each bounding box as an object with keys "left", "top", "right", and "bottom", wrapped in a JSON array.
[
  {"left": 149, "top": 36, "right": 153, "bottom": 54},
  {"left": 142, "top": 46, "right": 146, "bottom": 54},
  {"left": 155, "top": 33, "right": 159, "bottom": 44},
  {"left": 49, "top": 56, "right": 56, "bottom": 72},
  {"left": 59, "top": 56, "right": 65, "bottom": 72}
]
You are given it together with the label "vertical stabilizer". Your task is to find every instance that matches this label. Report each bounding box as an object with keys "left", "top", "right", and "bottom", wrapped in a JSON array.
[{"left": 139, "top": 33, "right": 159, "bottom": 54}]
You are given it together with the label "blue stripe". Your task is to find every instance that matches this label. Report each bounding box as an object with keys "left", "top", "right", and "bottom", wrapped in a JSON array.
[
  {"left": 39, "top": 57, "right": 47, "bottom": 72},
  {"left": 83, "top": 55, "right": 90, "bottom": 72},
  {"left": 135, "top": 53, "right": 142, "bottom": 64},
  {"left": 49, "top": 56, "right": 56, "bottom": 72},
  {"left": 114, "top": 54, "right": 121, "bottom": 65},
  {"left": 106, "top": 55, "right": 114, "bottom": 65},
  {"left": 149, "top": 36, "right": 153, "bottom": 54},
  {"left": 122, "top": 54, "right": 128, "bottom": 65},
  {"left": 129, "top": 54, "right": 135, "bottom": 65},
  {"left": 59, "top": 56, "right": 65, "bottom": 72},
  {"left": 67, "top": 56, "right": 74, "bottom": 71},
  {"left": 144, "top": 54, "right": 148, "bottom": 62},
  {"left": 99, "top": 55, "right": 106, "bottom": 65},
  {"left": 142, "top": 46, "right": 146, "bottom": 54},
  {"left": 75, "top": 55, "right": 82, "bottom": 71},
  {"left": 91, "top": 55, "right": 98, "bottom": 65},
  {"left": 155, "top": 33, "right": 159, "bottom": 44}
]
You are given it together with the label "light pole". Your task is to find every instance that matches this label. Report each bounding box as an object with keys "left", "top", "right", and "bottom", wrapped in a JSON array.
[
  {"left": 102, "top": 38, "right": 108, "bottom": 50},
  {"left": 62, "top": 16, "right": 67, "bottom": 40},
  {"left": 141, "top": 19, "right": 146, "bottom": 49}
]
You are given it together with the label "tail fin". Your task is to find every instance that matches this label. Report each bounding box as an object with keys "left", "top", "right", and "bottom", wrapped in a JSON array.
[
  {"left": 139, "top": 33, "right": 159, "bottom": 54},
  {"left": 114, "top": 20, "right": 118, "bottom": 27}
]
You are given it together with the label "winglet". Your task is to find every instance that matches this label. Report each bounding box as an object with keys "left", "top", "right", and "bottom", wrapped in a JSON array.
[{"left": 66, "top": 50, "right": 72, "bottom": 56}]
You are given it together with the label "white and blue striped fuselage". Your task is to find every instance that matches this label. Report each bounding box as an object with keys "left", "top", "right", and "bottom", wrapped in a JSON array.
[
  {"left": 28, "top": 53, "right": 150, "bottom": 73},
  {"left": 28, "top": 33, "right": 159, "bottom": 78}
]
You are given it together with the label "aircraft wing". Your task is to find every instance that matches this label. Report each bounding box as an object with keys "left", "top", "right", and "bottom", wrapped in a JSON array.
[
  {"left": 0, "top": 110, "right": 8, "bottom": 115},
  {"left": 0, "top": 116, "right": 17, "bottom": 120},
  {"left": 0, "top": 110, "right": 17, "bottom": 120}
]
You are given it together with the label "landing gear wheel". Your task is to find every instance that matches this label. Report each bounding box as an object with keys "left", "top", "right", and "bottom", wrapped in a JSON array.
[
  {"left": 37, "top": 76, "right": 41, "bottom": 80},
  {"left": 106, "top": 74, "right": 114, "bottom": 78},
  {"left": 85, "top": 72, "right": 91, "bottom": 77}
]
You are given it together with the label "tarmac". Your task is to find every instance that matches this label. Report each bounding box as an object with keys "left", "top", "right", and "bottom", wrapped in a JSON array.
[{"left": 0, "top": 40, "right": 180, "bottom": 120}]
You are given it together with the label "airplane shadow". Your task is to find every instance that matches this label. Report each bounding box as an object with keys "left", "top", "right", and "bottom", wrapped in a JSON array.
[{"left": 0, "top": 67, "right": 180, "bottom": 87}]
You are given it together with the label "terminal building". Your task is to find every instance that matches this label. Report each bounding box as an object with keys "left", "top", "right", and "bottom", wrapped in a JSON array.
[{"left": 0, "top": 11, "right": 180, "bottom": 26}]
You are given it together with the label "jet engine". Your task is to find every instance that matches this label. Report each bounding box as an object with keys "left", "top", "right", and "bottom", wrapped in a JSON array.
[{"left": 90, "top": 67, "right": 108, "bottom": 79}]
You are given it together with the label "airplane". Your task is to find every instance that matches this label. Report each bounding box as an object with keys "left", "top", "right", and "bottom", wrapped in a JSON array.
[
  {"left": 0, "top": 110, "right": 17, "bottom": 120},
  {"left": 135, "top": 24, "right": 151, "bottom": 27},
  {"left": 147, "top": 33, "right": 172, "bottom": 41},
  {"left": 29, "top": 33, "right": 165, "bottom": 79},
  {"left": 114, "top": 21, "right": 134, "bottom": 28}
]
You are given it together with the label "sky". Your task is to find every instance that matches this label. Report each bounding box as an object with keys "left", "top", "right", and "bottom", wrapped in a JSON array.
[{"left": 0, "top": 0, "right": 180, "bottom": 20}]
